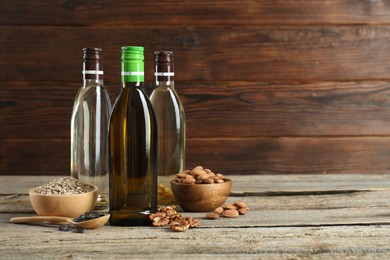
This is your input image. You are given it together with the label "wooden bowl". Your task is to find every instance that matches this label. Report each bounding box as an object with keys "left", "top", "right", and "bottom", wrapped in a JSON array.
[
  {"left": 29, "top": 186, "right": 98, "bottom": 218},
  {"left": 170, "top": 179, "right": 232, "bottom": 212}
]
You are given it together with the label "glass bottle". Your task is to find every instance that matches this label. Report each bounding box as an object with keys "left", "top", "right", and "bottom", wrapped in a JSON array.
[
  {"left": 70, "top": 48, "right": 112, "bottom": 211},
  {"left": 150, "top": 51, "right": 186, "bottom": 189},
  {"left": 109, "top": 46, "right": 158, "bottom": 226}
]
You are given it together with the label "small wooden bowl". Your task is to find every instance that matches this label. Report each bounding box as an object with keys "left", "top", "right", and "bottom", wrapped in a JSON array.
[
  {"left": 170, "top": 179, "right": 232, "bottom": 212},
  {"left": 29, "top": 186, "right": 98, "bottom": 218}
]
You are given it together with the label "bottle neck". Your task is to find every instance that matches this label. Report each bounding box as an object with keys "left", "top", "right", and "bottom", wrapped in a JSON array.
[
  {"left": 122, "top": 81, "right": 143, "bottom": 88},
  {"left": 121, "top": 62, "right": 144, "bottom": 88},
  {"left": 82, "top": 62, "right": 103, "bottom": 83},
  {"left": 155, "top": 68, "right": 174, "bottom": 86},
  {"left": 82, "top": 48, "right": 103, "bottom": 84}
]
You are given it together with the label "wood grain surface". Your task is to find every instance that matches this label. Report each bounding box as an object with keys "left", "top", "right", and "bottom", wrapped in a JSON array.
[
  {"left": 2, "top": 175, "right": 390, "bottom": 259},
  {"left": 2, "top": 26, "right": 390, "bottom": 82},
  {"left": 2, "top": 0, "right": 390, "bottom": 25},
  {"left": 3, "top": 137, "right": 390, "bottom": 175},
  {"left": 2, "top": 1, "right": 390, "bottom": 175},
  {"left": 2, "top": 81, "right": 390, "bottom": 139}
]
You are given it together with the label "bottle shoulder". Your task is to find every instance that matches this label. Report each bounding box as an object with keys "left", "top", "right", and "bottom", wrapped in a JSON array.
[
  {"left": 151, "top": 86, "right": 181, "bottom": 100},
  {"left": 72, "top": 84, "right": 112, "bottom": 113},
  {"left": 110, "top": 87, "right": 157, "bottom": 130},
  {"left": 150, "top": 86, "right": 184, "bottom": 109},
  {"left": 75, "top": 84, "right": 110, "bottom": 99},
  {"left": 112, "top": 86, "right": 155, "bottom": 112},
  {"left": 116, "top": 85, "right": 150, "bottom": 99}
]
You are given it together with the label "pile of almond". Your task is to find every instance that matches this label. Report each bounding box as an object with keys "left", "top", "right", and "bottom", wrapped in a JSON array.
[
  {"left": 205, "top": 201, "right": 249, "bottom": 219},
  {"left": 174, "top": 166, "right": 225, "bottom": 184}
]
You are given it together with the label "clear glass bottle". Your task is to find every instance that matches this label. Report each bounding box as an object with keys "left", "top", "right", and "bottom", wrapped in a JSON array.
[
  {"left": 109, "top": 46, "right": 158, "bottom": 226},
  {"left": 150, "top": 51, "right": 186, "bottom": 189},
  {"left": 70, "top": 48, "right": 112, "bottom": 211}
]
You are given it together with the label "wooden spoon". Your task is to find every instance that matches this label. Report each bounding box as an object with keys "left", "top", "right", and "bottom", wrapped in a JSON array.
[{"left": 10, "top": 214, "right": 110, "bottom": 229}]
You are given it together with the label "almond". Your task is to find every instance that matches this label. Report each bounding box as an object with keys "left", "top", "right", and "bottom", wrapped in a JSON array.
[
  {"left": 191, "top": 166, "right": 204, "bottom": 172},
  {"left": 176, "top": 172, "right": 187, "bottom": 179},
  {"left": 214, "top": 206, "right": 224, "bottom": 214},
  {"left": 216, "top": 173, "right": 224, "bottom": 179},
  {"left": 234, "top": 201, "right": 248, "bottom": 209},
  {"left": 202, "top": 178, "right": 214, "bottom": 184},
  {"left": 222, "top": 209, "right": 239, "bottom": 218},
  {"left": 211, "top": 175, "right": 220, "bottom": 181},
  {"left": 192, "top": 170, "right": 208, "bottom": 180},
  {"left": 237, "top": 207, "right": 249, "bottom": 215},
  {"left": 205, "top": 212, "right": 220, "bottom": 219},
  {"left": 182, "top": 175, "right": 196, "bottom": 184},
  {"left": 224, "top": 204, "right": 238, "bottom": 210}
]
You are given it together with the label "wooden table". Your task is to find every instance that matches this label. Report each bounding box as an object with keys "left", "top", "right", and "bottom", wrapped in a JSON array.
[{"left": 2, "top": 174, "right": 390, "bottom": 259}]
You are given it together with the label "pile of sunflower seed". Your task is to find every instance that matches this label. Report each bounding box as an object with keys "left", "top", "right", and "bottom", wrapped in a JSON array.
[{"left": 35, "top": 177, "right": 94, "bottom": 195}]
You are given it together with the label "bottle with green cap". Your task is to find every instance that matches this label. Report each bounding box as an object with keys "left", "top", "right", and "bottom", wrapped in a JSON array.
[{"left": 108, "top": 46, "right": 158, "bottom": 226}]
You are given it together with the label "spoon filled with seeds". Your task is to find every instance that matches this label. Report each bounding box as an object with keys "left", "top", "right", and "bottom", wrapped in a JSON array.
[{"left": 10, "top": 212, "right": 110, "bottom": 229}]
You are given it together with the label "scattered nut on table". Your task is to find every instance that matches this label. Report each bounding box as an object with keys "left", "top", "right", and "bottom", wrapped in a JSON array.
[
  {"left": 150, "top": 205, "right": 200, "bottom": 232},
  {"left": 205, "top": 201, "right": 250, "bottom": 219}
]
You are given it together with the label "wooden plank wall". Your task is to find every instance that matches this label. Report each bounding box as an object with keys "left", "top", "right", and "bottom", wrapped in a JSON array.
[{"left": 1, "top": 0, "right": 390, "bottom": 175}]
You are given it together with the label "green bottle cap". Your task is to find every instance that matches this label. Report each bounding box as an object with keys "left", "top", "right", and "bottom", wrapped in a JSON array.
[{"left": 121, "top": 46, "right": 144, "bottom": 82}]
